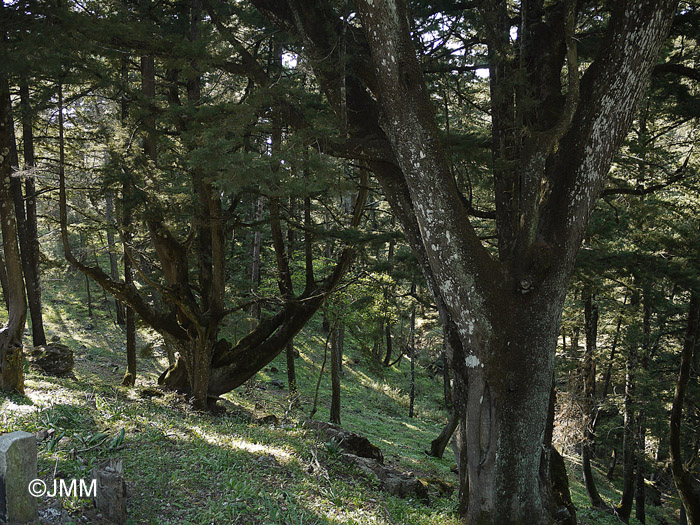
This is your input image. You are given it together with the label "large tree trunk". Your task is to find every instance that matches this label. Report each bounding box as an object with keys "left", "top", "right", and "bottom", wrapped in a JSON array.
[
  {"left": 160, "top": 170, "right": 369, "bottom": 398},
  {"left": 669, "top": 292, "right": 700, "bottom": 524},
  {"left": 0, "top": 71, "right": 27, "bottom": 394},
  {"left": 247, "top": 0, "right": 676, "bottom": 520}
]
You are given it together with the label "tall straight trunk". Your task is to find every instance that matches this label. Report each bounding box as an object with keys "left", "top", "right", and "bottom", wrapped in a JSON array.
[
  {"left": 669, "top": 292, "right": 700, "bottom": 524},
  {"left": 120, "top": 222, "right": 136, "bottom": 386},
  {"left": 304, "top": 193, "right": 314, "bottom": 292},
  {"left": 602, "top": 296, "right": 627, "bottom": 399},
  {"left": 617, "top": 297, "right": 638, "bottom": 521},
  {"left": 635, "top": 289, "right": 653, "bottom": 523},
  {"left": 18, "top": 82, "right": 45, "bottom": 346},
  {"left": 249, "top": 195, "right": 264, "bottom": 329},
  {"left": 383, "top": 221, "right": 395, "bottom": 367},
  {"left": 408, "top": 299, "right": 416, "bottom": 419},
  {"left": 330, "top": 322, "right": 341, "bottom": 425},
  {"left": 120, "top": 56, "right": 137, "bottom": 384},
  {"left": 383, "top": 320, "right": 394, "bottom": 367},
  {"left": 285, "top": 194, "right": 298, "bottom": 394},
  {"left": 6, "top": 115, "right": 42, "bottom": 355},
  {"left": 635, "top": 412, "right": 646, "bottom": 523},
  {"left": 85, "top": 272, "right": 93, "bottom": 317},
  {"left": 0, "top": 72, "right": 27, "bottom": 393},
  {"left": 582, "top": 290, "right": 606, "bottom": 508},
  {"left": 105, "top": 192, "right": 125, "bottom": 325},
  {"left": 285, "top": 341, "right": 297, "bottom": 394}
]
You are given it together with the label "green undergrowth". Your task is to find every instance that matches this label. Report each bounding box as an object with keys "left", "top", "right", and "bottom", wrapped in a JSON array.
[
  {"left": 0, "top": 272, "right": 681, "bottom": 523},
  {"left": 1, "top": 274, "right": 460, "bottom": 524}
]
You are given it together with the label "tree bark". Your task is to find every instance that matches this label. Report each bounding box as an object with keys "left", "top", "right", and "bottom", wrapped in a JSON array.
[
  {"left": 330, "top": 322, "right": 341, "bottom": 425},
  {"left": 249, "top": 195, "right": 264, "bottom": 330},
  {"left": 669, "top": 292, "right": 700, "bottom": 524},
  {"left": 582, "top": 290, "right": 606, "bottom": 509},
  {"left": 285, "top": 341, "right": 297, "bottom": 394},
  {"left": 408, "top": 300, "right": 416, "bottom": 419},
  {"left": 635, "top": 412, "right": 646, "bottom": 523},
  {"left": 618, "top": 288, "right": 639, "bottom": 522},
  {"left": 105, "top": 192, "right": 125, "bottom": 326},
  {"left": 617, "top": 346, "right": 637, "bottom": 521},
  {"left": 18, "top": 82, "right": 45, "bottom": 346},
  {"left": 0, "top": 252, "right": 9, "bottom": 312},
  {"left": 0, "top": 71, "right": 27, "bottom": 394},
  {"left": 383, "top": 220, "right": 395, "bottom": 367},
  {"left": 248, "top": 0, "right": 677, "bottom": 520},
  {"left": 635, "top": 288, "right": 653, "bottom": 524},
  {"left": 429, "top": 408, "right": 459, "bottom": 458}
]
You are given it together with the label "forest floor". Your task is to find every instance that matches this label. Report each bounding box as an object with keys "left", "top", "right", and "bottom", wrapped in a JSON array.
[{"left": 0, "top": 270, "right": 682, "bottom": 524}]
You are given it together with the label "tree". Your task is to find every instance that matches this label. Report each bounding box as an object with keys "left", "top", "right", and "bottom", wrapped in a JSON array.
[
  {"left": 670, "top": 291, "right": 700, "bottom": 524},
  {"left": 0, "top": 70, "right": 27, "bottom": 394},
  {"left": 250, "top": 0, "right": 678, "bottom": 521}
]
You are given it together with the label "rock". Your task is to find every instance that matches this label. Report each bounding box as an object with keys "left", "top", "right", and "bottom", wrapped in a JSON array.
[
  {"left": 255, "top": 414, "right": 279, "bottom": 426},
  {"left": 341, "top": 453, "right": 429, "bottom": 503},
  {"left": 91, "top": 459, "right": 127, "bottom": 525},
  {"left": 269, "top": 366, "right": 279, "bottom": 374},
  {"left": 0, "top": 431, "right": 39, "bottom": 523},
  {"left": 304, "top": 421, "right": 384, "bottom": 463},
  {"left": 269, "top": 379, "right": 285, "bottom": 389},
  {"left": 138, "top": 387, "right": 164, "bottom": 399},
  {"left": 27, "top": 344, "right": 74, "bottom": 377},
  {"left": 421, "top": 476, "right": 454, "bottom": 496},
  {"left": 50, "top": 334, "right": 60, "bottom": 343}
]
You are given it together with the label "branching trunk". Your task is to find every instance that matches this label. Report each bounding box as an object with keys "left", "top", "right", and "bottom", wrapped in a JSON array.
[
  {"left": 248, "top": 0, "right": 676, "bottom": 520},
  {"left": 160, "top": 169, "right": 369, "bottom": 398}
]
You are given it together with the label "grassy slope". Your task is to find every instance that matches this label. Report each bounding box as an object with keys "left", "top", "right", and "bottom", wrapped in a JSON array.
[{"left": 0, "top": 271, "right": 681, "bottom": 524}]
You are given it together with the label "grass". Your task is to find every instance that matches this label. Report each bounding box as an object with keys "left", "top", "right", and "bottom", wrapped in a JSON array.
[{"left": 0, "top": 268, "right": 682, "bottom": 523}]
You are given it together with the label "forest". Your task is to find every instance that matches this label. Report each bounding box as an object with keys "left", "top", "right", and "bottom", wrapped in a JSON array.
[{"left": 0, "top": 0, "right": 699, "bottom": 523}]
